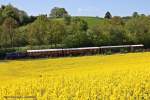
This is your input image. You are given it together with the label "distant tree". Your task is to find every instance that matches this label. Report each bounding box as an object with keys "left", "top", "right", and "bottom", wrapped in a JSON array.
[
  {"left": 141, "top": 14, "right": 146, "bottom": 17},
  {"left": 48, "top": 21, "right": 66, "bottom": 47},
  {"left": 27, "top": 15, "right": 49, "bottom": 45},
  {"left": 50, "top": 7, "right": 68, "bottom": 18},
  {"left": 1, "top": 5, "right": 6, "bottom": 10},
  {"left": 1, "top": 4, "right": 30, "bottom": 25},
  {"left": 2, "top": 4, "right": 19, "bottom": 21},
  {"left": 71, "top": 17, "right": 88, "bottom": 32},
  {"left": 125, "top": 16, "right": 150, "bottom": 47},
  {"left": 62, "top": 17, "right": 90, "bottom": 48},
  {"left": 15, "top": 26, "right": 28, "bottom": 47},
  {"left": 132, "top": 12, "right": 139, "bottom": 18},
  {"left": 88, "top": 25, "right": 111, "bottom": 46},
  {"left": 63, "top": 31, "right": 91, "bottom": 48},
  {"left": 0, "top": 8, "right": 3, "bottom": 24},
  {"left": 2, "top": 17, "right": 18, "bottom": 47},
  {"left": 27, "top": 14, "right": 66, "bottom": 47},
  {"left": 0, "top": 26, "right": 2, "bottom": 47},
  {"left": 105, "top": 11, "right": 112, "bottom": 19},
  {"left": 109, "top": 26, "right": 127, "bottom": 45}
]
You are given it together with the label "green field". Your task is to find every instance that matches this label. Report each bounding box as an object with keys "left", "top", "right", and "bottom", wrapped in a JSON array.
[
  {"left": 0, "top": 52, "right": 150, "bottom": 99},
  {"left": 77, "top": 16, "right": 103, "bottom": 27},
  {"left": 53, "top": 16, "right": 103, "bottom": 28}
]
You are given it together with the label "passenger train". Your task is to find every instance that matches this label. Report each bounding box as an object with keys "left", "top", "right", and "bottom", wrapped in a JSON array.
[{"left": 5, "top": 44, "right": 144, "bottom": 59}]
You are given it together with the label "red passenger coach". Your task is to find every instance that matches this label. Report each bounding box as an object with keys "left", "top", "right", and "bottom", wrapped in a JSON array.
[
  {"left": 27, "top": 47, "right": 101, "bottom": 58},
  {"left": 25, "top": 44, "right": 144, "bottom": 58}
]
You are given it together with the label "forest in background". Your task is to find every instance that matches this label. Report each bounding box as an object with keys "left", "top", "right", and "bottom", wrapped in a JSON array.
[{"left": 0, "top": 4, "right": 150, "bottom": 53}]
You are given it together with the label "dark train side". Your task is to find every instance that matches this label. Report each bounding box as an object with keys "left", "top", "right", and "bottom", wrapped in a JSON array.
[{"left": 5, "top": 45, "right": 144, "bottom": 59}]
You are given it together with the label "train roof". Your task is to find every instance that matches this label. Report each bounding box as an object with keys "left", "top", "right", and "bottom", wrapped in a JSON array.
[
  {"left": 27, "top": 47, "right": 100, "bottom": 53},
  {"left": 100, "top": 44, "right": 144, "bottom": 49},
  {"left": 27, "top": 44, "right": 144, "bottom": 53}
]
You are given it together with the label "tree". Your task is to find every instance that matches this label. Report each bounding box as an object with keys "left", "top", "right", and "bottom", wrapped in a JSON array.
[
  {"left": 0, "top": 7, "right": 4, "bottom": 25},
  {"left": 105, "top": 11, "right": 112, "bottom": 19},
  {"left": 2, "top": 17, "right": 18, "bottom": 47},
  {"left": 27, "top": 15, "right": 49, "bottom": 45},
  {"left": 1, "top": 4, "right": 29, "bottom": 25},
  {"left": 88, "top": 25, "right": 111, "bottom": 46},
  {"left": 15, "top": 26, "right": 28, "bottom": 47},
  {"left": 0, "top": 26, "right": 3, "bottom": 47},
  {"left": 71, "top": 17, "right": 88, "bottom": 32},
  {"left": 132, "top": 12, "right": 139, "bottom": 18},
  {"left": 47, "top": 21, "right": 66, "bottom": 48},
  {"left": 125, "top": 16, "right": 150, "bottom": 48},
  {"left": 27, "top": 15, "right": 66, "bottom": 47},
  {"left": 141, "top": 14, "right": 146, "bottom": 17},
  {"left": 50, "top": 7, "right": 68, "bottom": 18},
  {"left": 2, "top": 4, "right": 19, "bottom": 21},
  {"left": 109, "top": 26, "right": 127, "bottom": 45},
  {"left": 63, "top": 31, "right": 91, "bottom": 48}
]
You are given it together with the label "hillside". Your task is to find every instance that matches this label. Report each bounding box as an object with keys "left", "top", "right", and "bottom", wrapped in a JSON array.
[
  {"left": 75, "top": 16, "right": 103, "bottom": 28},
  {"left": 53, "top": 16, "right": 104, "bottom": 28}
]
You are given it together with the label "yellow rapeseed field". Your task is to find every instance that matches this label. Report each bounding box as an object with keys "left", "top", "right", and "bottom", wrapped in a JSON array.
[{"left": 0, "top": 52, "right": 150, "bottom": 100}]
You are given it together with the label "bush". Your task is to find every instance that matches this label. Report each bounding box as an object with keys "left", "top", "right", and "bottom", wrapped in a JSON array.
[{"left": 63, "top": 31, "right": 92, "bottom": 48}]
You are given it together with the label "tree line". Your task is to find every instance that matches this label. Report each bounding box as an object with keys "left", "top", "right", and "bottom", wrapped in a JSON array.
[{"left": 0, "top": 4, "right": 150, "bottom": 51}]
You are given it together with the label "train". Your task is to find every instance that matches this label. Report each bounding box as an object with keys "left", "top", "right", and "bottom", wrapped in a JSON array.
[{"left": 5, "top": 44, "right": 144, "bottom": 59}]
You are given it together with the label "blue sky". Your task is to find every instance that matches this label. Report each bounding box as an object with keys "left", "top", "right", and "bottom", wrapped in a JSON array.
[{"left": 0, "top": 0, "right": 150, "bottom": 17}]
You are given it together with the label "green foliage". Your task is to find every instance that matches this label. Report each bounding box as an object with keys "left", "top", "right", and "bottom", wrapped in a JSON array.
[
  {"left": 50, "top": 7, "right": 68, "bottom": 18},
  {"left": 27, "top": 15, "right": 66, "bottom": 47},
  {"left": 63, "top": 31, "right": 92, "bottom": 48},
  {"left": 1, "top": 4, "right": 150, "bottom": 52},
  {"left": 132, "top": 12, "right": 139, "bottom": 18},
  {"left": 2, "top": 17, "right": 18, "bottom": 47},
  {"left": 104, "top": 11, "right": 112, "bottom": 19},
  {"left": 64, "top": 15, "right": 71, "bottom": 25},
  {"left": 77, "top": 17, "right": 103, "bottom": 28},
  {"left": 111, "top": 16, "right": 125, "bottom": 26},
  {"left": 87, "top": 25, "right": 111, "bottom": 46},
  {"left": 15, "top": 26, "right": 28, "bottom": 47},
  {"left": 50, "top": 17, "right": 104, "bottom": 28},
  {"left": 1, "top": 4, "right": 29, "bottom": 25},
  {"left": 2, "top": 5, "right": 18, "bottom": 20},
  {"left": 125, "top": 16, "right": 150, "bottom": 48},
  {"left": 27, "top": 15, "right": 50, "bottom": 45},
  {"left": 71, "top": 17, "right": 88, "bottom": 31}
]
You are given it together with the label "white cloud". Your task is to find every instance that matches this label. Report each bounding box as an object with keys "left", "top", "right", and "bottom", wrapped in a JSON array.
[{"left": 76, "top": 7, "right": 102, "bottom": 16}]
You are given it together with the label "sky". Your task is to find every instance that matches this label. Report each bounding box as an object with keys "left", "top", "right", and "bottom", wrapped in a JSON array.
[{"left": 0, "top": 0, "right": 150, "bottom": 17}]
